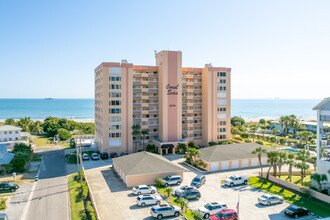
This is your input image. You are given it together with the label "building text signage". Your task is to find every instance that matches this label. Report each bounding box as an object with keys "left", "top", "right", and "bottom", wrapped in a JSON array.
[{"left": 166, "top": 84, "right": 179, "bottom": 95}]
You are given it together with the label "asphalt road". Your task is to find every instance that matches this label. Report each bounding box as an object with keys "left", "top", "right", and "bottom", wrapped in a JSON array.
[{"left": 25, "top": 149, "right": 69, "bottom": 220}]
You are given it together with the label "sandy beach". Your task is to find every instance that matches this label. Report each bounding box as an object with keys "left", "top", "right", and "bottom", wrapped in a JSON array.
[
  {"left": 0, "top": 118, "right": 95, "bottom": 123},
  {"left": 242, "top": 116, "right": 317, "bottom": 123}
]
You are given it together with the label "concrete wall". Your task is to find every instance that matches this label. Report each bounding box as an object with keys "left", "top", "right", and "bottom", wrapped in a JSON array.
[
  {"left": 261, "top": 173, "right": 330, "bottom": 204},
  {"left": 126, "top": 171, "right": 184, "bottom": 187},
  {"left": 203, "top": 157, "right": 268, "bottom": 172}
]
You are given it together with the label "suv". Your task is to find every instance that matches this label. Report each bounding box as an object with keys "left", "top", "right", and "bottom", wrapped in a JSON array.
[
  {"left": 174, "top": 185, "right": 198, "bottom": 197},
  {"left": 100, "top": 152, "right": 109, "bottom": 160},
  {"left": 198, "top": 202, "right": 227, "bottom": 219},
  {"left": 110, "top": 152, "right": 118, "bottom": 158},
  {"left": 180, "top": 190, "right": 201, "bottom": 200},
  {"left": 0, "top": 182, "right": 19, "bottom": 192},
  {"left": 91, "top": 153, "right": 99, "bottom": 160},
  {"left": 150, "top": 204, "right": 181, "bottom": 219},
  {"left": 191, "top": 175, "right": 206, "bottom": 188},
  {"left": 258, "top": 194, "right": 283, "bottom": 205},
  {"left": 163, "top": 175, "right": 182, "bottom": 186},
  {"left": 82, "top": 153, "right": 89, "bottom": 160},
  {"left": 136, "top": 194, "right": 162, "bottom": 207},
  {"left": 210, "top": 209, "right": 238, "bottom": 220},
  {"left": 132, "top": 185, "right": 157, "bottom": 195}
]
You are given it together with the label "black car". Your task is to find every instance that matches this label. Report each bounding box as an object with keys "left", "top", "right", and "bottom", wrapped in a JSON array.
[
  {"left": 120, "top": 152, "right": 128, "bottom": 156},
  {"left": 0, "top": 182, "right": 19, "bottom": 192},
  {"left": 284, "top": 205, "right": 309, "bottom": 218},
  {"left": 101, "top": 152, "right": 109, "bottom": 160},
  {"left": 110, "top": 152, "right": 118, "bottom": 158},
  {"left": 191, "top": 175, "right": 206, "bottom": 188}
]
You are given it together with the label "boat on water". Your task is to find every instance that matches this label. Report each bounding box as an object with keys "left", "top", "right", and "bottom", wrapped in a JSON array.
[{"left": 44, "top": 98, "right": 54, "bottom": 100}]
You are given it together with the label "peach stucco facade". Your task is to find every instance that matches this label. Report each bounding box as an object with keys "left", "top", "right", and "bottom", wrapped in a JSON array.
[{"left": 94, "top": 51, "right": 231, "bottom": 154}]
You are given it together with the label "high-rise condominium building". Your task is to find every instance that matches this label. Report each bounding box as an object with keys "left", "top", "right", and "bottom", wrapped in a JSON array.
[{"left": 95, "top": 50, "right": 231, "bottom": 155}]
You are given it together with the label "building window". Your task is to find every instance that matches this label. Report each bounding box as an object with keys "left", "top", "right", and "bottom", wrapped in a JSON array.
[
  {"left": 217, "top": 135, "right": 226, "bottom": 140},
  {"left": 217, "top": 107, "right": 226, "bottom": 112},
  {"left": 217, "top": 72, "right": 226, "bottom": 77},
  {"left": 109, "top": 67, "right": 121, "bottom": 74},
  {"left": 110, "top": 84, "right": 121, "bottom": 89},
  {"left": 109, "top": 76, "right": 121, "bottom": 81},
  {"left": 109, "top": 100, "right": 121, "bottom": 106},
  {"left": 217, "top": 100, "right": 227, "bottom": 105},
  {"left": 110, "top": 108, "right": 121, "bottom": 114},
  {"left": 109, "top": 124, "right": 121, "bottom": 130},
  {"left": 109, "top": 133, "right": 121, "bottom": 138},
  {"left": 110, "top": 92, "right": 121, "bottom": 97},
  {"left": 111, "top": 116, "right": 121, "bottom": 122},
  {"left": 217, "top": 92, "right": 227, "bottom": 98},
  {"left": 217, "top": 114, "right": 227, "bottom": 119}
]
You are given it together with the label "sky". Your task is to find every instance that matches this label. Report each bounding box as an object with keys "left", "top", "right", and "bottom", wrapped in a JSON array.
[{"left": 0, "top": 0, "right": 329, "bottom": 99}]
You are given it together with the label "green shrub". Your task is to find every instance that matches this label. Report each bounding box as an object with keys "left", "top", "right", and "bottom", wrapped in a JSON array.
[
  {"left": 279, "top": 138, "right": 286, "bottom": 145},
  {"left": 244, "top": 139, "right": 252, "bottom": 143},
  {"left": 12, "top": 143, "right": 32, "bottom": 154},
  {"left": 0, "top": 198, "right": 7, "bottom": 210},
  {"left": 85, "top": 201, "right": 96, "bottom": 220},
  {"left": 155, "top": 178, "right": 165, "bottom": 188},
  {"left": 234, "top": 136, "right": 243, "bottom": 141},
  {"left": 208, "top": 142, "right": 217, "bottom": 146},
  {"left": 227, "top": 141, "right": 233, "bottom": 144},
  {"left": 240, "top": 133, "right": 249, "bottom": 138},
  {"left": 11, "top": 152, "right": 30, "bottom": 172},
  {"left": 256, "top": 140, "right": 263, "bottom": 145},
  {"left": 57, "top": 128, "right": 72, "bottom": 140}
]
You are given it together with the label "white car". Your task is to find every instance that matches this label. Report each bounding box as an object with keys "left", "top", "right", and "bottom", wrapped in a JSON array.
[
  {"left": 198, "top": 202, "right": 227, "bottom": 219},
  {"left": 258, "top": 194, "right": 284, "bottom": 205},
  {"left": 82, "top": 153, "right": 89, "bottom": 160},
  {"left": 224, "top": 175, "right": 249, "bottom": 187},
  {"left": 132, "top": 185, "right": 157, "bottom": 195},
  {"left": 91, "top": 153, "right": 99, "bottom": 160},
  {"left": 136, "top": 194, "right": 162, "bottom": 207}
]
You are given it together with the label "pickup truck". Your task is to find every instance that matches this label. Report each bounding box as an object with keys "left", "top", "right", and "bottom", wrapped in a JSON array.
[{"left": 224, "top": 175, "right": 249, "bottom": 187}]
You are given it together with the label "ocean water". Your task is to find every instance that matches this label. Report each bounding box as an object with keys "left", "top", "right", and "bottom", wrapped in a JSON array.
[{"left": 0, "top": 98, "right": 321, "bottom": 120}]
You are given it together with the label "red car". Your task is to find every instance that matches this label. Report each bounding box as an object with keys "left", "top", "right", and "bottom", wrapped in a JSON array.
[{"left": 210, "top": 209, "right": 238, "bottom": 220}]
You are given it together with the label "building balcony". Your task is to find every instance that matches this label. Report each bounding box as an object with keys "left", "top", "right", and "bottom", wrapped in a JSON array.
[
  {"left": 141, "top": 95, "right": 149, "bottom": 99},
  {"left": 186, "top": 82, "right": 193, "bottom": 86},
  {"left": 187, "top": 103, "right": 194, "bottom": 107},
  {"left": 141, "top": 81, "right": 149, "bottom": 85},
  {"left": 141, "top": 103, "right": 149, "bottom": 107},
  {"left": 187, "top": 89, "right": 194, "bottom": 93},
  {"left": 141, "top": 88, "right": 149, "bottom": 92}
]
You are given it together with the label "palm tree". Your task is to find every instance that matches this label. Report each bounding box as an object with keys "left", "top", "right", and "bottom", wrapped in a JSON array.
[
  {"left": 296, "top": 149, "right": 311, "bottom": 162},
  {"left": 297, "top": 131, "right": 313, "bottom": 149},
  {"left": 177, "top": 143, "right": 187, "bottom": 153},
  {"left": 174, "top": 197, "right": 188, "bottom": 211},
  {"left": 250, "top": 125, "right": 258, "bottom": 142},
  {"left": 266, "top": 151, "right": 280, "bottom": 179},
  {"left": 285, "top": 154, "right": 295, "bottom": 182},
  {"left": 272, "top": 129, "right": 279, "bottom": 144},
  {"left": 252, "top": 147, "right": 267, "bottom": 178},
  {"left": 5, "top": 118, "right": 15, "bottom": 125},
  {"left": 17, "top": 117, "right": 32, "bottom": 132},
  {"left": 294, "top": 162, "right": 310, "bottom": 186},
  {"left": 279, "top": 116, "right": 290, "bottom": 135},
  {"left": 311, "top": 173, "right": 328, "bottom": 191},
  {"left": 141, "top": 130, "right": 148, "bottom": 151},
  {"left": 164, "top": 186, "right": 173, "bottom": 197},
  {"left": 31, "top": 121, "right": 43, "bottom": 134},
  {"left": 184, "top": 148, "right": 200, "bottom": 166},
  {"left": 289, "top": 115, "right": 297, "bottom": 134},
  {"left": 261, "top": 130, "right": 266, "bottom": 140},
  {"left": 132, "top": 124, "right": 141, "bottom": 152},
  {"left": 277, "top": 152, "right": 287, "bottom": 178}
]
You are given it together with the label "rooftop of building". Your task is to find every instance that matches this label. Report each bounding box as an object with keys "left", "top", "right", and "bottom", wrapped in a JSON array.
[
  {"left": 199, "top": 143, "right": 272, "bottom": 162},
  {"left": 112, "top": 151, "right": 186, "bottom": 176},
  {"left": 0, "top": 125, "right": 22, "bottom": 132},
  {"left": 313, "top": 97, "right": 330, "bottom": 111}
]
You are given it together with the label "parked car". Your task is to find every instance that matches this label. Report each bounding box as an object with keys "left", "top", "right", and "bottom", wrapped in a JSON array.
[
  {"left": 91, "top": 153, "right": 99, "bottom": 160},
  {"left": 178, "top": 190, "right": 201, "bottom": 200},
  {"left": 284, "top": 205, "right": 310, "bottom": 218},
  {"left": 174, "top": 185, "right": 198, "bottom": 197},
  {"left": 120, "top": 152, "right": 128, "bottom": 156},
  {"left": 100, "top": 152, "right": 109, "bottom": 160},
  {"left": 0, "top": 182, "right": 19, "bottom": 192},
  {"left": 132, "top": 185, "right": 157, "bottom": 195},
  {"left": 163, "top": 175, "right": 182, "bottom": 186},
  {"left": 150, "top": 204, "right": 181, "bottom": 219},
  {"left": 258, "top": 194, "right": 283, "bottom": 205},
  {"left": 0, "top": 213, "right": 8, "bottom": 220},
  {"left": 198, "top": 202, "right": 227, "bottom": 219},
  {"left": 210, "top": 209, "right": 238, "bottom": 220},
  {"left": 136, "top": 194, "right": 162, "bottom": 207},
  {"left": 110, "top": 152, "right": 118, "bottom": 158},
  {"left": 82, "top": 153, "right": 89, "bottom": 160},
  {"left": 224, "top": 175, "right": 249, "bottom": 187},
  {"left": 191, "top": 175, "right": 206, "bottom": 188}
]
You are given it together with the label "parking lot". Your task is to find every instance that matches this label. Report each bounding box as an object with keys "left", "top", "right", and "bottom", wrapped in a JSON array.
[{"left": 83, "top": 157, "right": 319, "bottom": 220}]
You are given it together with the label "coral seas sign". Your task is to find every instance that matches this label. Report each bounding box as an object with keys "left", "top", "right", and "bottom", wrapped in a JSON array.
[{"left": 166, "top": 84, "right": 179, "bottom": 95}]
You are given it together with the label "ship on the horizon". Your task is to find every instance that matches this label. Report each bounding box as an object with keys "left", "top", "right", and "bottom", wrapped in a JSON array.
[{"left": 44, "top": 98, "right": 54, "bottom": 100}]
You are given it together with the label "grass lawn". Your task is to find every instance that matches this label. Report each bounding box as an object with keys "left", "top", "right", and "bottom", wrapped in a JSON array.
[
  {"left": 249, "top": 176, "right": 330, "bottom": 217},
  {"left": 158, "top": 188, "right": 194, "bottom": 220},
  {"left": 35, "top": 134, "right": 71, "bottom": 148},
  {"left": 280, "top": 175, "right": 311, "bottom": 187},
  {"left": 68, "top": 173, "right": 86, "bottom": 220}
]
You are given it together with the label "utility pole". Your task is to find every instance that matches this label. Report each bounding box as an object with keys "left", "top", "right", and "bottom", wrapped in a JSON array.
[
  {"left": 79, "top": 139, "right": 83, "bottom": 184},
  {"left": 75, "top": 138, "right": 80, "bottom": 179}
]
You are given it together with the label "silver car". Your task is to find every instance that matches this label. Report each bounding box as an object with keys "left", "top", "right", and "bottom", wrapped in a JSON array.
[
  {"left": 150, "top": 204, "right": 181, "bottom": 219},
  {"left": 258, "top": 194, "right": 284, "bottom": 205},
  {"left": 174, "top": 185, "right": 197, "bottom": 197},
  {"left": 163, "top": 175, "right": 182, "bottom": 186}
]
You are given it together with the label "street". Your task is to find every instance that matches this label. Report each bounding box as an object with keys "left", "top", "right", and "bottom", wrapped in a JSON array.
[{"left": 24, "top": 149, "right": 69, "bottom": 220}]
